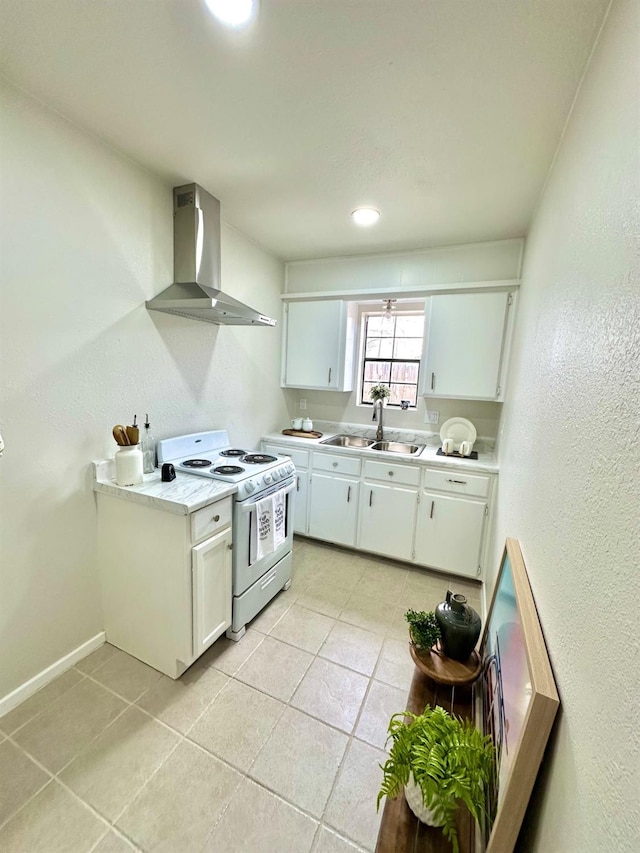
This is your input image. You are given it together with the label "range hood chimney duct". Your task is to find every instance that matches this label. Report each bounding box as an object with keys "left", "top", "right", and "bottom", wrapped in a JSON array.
[{"left": 146, "top": 183, "right": 276, "bottom": 327}]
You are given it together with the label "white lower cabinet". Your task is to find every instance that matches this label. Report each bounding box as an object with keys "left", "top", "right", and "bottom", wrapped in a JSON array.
[
  {"left": 414, "top": 492, "right": 486, "bottom": 578},
  {"left": 358, "top": 481, "right": 417, "bottom": 562},
  {"left": 308, "top": 472, "right": 359, "bottom": 546},
  {"left": 97, "top": 493, "right": 233, "bottom": 679},
  {"left": 192, "top": 526, "right": 232, "bottom": 656},
  {"left": 263, "top": 443, "right": 309, "bottom": 535},
  {"left": 261, "top": 437, "right": 495, "bottom": 580}
]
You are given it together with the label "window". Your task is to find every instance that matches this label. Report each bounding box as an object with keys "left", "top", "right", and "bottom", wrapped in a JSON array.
[{"left": 360, "top": 308, "right": 424, "bottom": 406}]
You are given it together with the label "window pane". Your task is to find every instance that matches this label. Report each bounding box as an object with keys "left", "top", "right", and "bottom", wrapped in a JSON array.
[
  {"left": 364, "top": 361, "right": 391, "bottom": 383},
  {"left": 391, "top": 362, "right": 419, "bottom": 383},
  {"left": 366, "top": 338, "right": 381, "bottom": 358},
  {"left": 393, "top": 338, "right": 423, "bottom": 359},
  {"left": 395, "top": 316, "right": 423, "bottom": 337},
  {"left": 367, "top": 315, "right": 395, "bottom": 337},
  {"left": 389, "top": 383, "right": 417, "bottom": 406}
]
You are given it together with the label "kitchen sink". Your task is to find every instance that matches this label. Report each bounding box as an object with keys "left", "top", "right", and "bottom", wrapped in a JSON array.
[
  {"left": 319, "top": 434, "right": 376, "bottom": 449},
  {"left": 370, "top": 441, "right": 424, "bottom": 455}
]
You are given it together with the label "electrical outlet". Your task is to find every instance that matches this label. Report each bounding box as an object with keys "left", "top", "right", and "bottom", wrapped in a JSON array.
[
  {"left": 424, "top": 410, "right": 439, "bottom": 424},
  {"left": 299, "top": 399, "right": 307, "bottom": 411}
]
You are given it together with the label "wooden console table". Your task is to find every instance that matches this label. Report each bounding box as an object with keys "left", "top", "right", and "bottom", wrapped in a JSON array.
[{"left": 375, "top": 645, "right": 481, "bottom": 853}]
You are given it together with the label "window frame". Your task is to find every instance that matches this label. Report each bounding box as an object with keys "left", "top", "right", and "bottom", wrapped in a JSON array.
[{"left": 357, "top": 301, "right": 426, "bottom": 409}]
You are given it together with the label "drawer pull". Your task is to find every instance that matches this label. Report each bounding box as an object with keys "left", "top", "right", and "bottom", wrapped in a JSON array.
[
  {"left": 388, "top": 470, "right": 394, "bottom": 476},
  {"left": 296, "top": 476, "right": 300, "bottom": 492},
  {"left": 446, "top": 479, "right": 467, "bottom": 485},
  {"left": 369, "top": 490, "right": 373, "bottom": 507},
  {"left": 347, "top": 485, "right": 351, "bottom": 503},
  {"left": 212, "top": 514, "right": 220, "bottom": 522},
  {"left": 431, "top": 372, "right": 435, "bottom": 391},
  {"left": 328, "top": 367, "right": 332, "bottom": 384},
  {"left": 332, "top": 461, "right": 338, "bottom": 468},
  {"left": 430, "top": 500, "right": 435, "bottom": 519}
]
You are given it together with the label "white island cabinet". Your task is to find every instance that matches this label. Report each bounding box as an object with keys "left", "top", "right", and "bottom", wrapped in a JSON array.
[
  {"left": 96, "top": 492, "right": 232, "bottom": 679},
  {"left": 421, "top": 291, "right": 514, "bottom": 400},
  {"left": 281, "top": 300, "right": 357, "bottom": 391}
]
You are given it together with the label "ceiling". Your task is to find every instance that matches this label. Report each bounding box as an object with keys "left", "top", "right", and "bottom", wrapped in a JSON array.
[{"left": 0, "top": 0, "right": 608, "bottom": 261}]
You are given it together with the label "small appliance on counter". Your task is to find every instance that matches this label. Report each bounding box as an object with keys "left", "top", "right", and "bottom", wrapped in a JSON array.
[{"left": 437, "top": 417, "right": 478, "bottom": 460}]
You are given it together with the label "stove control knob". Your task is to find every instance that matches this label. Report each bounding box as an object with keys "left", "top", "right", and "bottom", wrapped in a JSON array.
[
  {"left": 244, "top": 480, "right": 255, "bottom": 495},
  {"left": 263, "top": 473, "right": 273, "bottom": 485},
  {"left": 273, "top": 468, "right": 282, "bottom": 480}
]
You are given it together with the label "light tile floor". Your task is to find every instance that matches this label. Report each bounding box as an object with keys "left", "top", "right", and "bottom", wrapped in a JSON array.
[{"left": 0, "top": 537, "right": 482, "bottom": 853}]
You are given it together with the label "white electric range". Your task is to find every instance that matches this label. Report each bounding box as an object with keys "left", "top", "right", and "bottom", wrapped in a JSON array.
[{"left": 157, "top": 430, "right": 295, "bottom": 640}]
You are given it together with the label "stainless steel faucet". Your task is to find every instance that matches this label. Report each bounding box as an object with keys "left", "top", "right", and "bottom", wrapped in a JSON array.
[{"left": 372, "top": 399, "right": 384, "bottom": 442}]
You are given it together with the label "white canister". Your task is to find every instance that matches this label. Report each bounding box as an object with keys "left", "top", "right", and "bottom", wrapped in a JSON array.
[
  {"left": 291, "top": 418, "right": 303, "bottom": 430},
  {"left": 115, "top": 445, "right": 144, "bottom": 486},
  {"left": 302, "top": 417, "right": 313, "bottom": 432}
]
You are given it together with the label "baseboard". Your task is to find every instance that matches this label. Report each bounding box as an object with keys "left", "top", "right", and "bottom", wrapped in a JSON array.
[{"left": 0, "top": 632, "right": 106, "bottom": 718}]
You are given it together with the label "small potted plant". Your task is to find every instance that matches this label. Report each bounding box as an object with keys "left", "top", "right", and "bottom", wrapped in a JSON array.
[
  {"left": 369, "top": 383, "right": 391, "bottom": 403},
  {"left": 377, "top": 705, "right": 495, "bottom": 853},
  {"left": 405, "top": 609, "right": 440, "bottom": 651}
]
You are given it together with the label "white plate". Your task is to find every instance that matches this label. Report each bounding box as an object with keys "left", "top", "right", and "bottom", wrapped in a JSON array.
[{"left": 439, "top": 417, "right": 477, "bottom": 446}]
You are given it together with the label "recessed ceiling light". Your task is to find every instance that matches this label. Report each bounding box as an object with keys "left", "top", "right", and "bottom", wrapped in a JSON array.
[
  {"left": 204, "top": 0, "right": 258, "bottom": 28},
  {"left": 351, "top": 207, "right": 380, "bottom": 226}
]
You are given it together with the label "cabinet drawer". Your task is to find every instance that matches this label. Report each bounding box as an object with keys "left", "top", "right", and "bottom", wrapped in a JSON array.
[
  {"left": 190, "top": 497, "right": 232, "bottom": 544},
  {"left": 423, "top": 469, "right": 490, "bottom": 498},
  {"left": 363, "top": 460, "right": 420, "bottom": 487},
  {"left": 312, "top": 452, "right": 361, "bottom": 476},
  {"left": 263, "top": 444, "right": 309, "bottom": 469}
]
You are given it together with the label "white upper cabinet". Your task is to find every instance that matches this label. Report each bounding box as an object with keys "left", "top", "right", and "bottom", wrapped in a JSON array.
[
  {"left": 420, "top": 291, "right": 514, "bottom": 400},
  {"left": 282, "top": 300, "right": 356, "bottom": 391}
]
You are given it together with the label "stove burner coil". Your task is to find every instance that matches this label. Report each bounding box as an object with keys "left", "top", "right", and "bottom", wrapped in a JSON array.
[
  {"left": 243, "top": 454, "right": 277, "bottom": 465},
  {"left": 213, "top": 465, "right": 245, "bottom": 476},
  {"left": 182, "top": 459, "right": 213, "bottom": 468},
  {"left": 219, "top": 448, "right": 247, "bottom": 457}
]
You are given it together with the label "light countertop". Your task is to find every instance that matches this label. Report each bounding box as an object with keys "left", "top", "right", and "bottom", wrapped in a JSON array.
[
  {"left": 262, "top": 429, "right": 498, "bottom": 474},
  {"left": 92, "top": 460, "right": 236, "bottom": 515}
]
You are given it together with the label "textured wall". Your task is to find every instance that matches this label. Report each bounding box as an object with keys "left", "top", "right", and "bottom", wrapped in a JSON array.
[
  {"left": 489, "top": 1, "right": 640, "bottom": 850},
  {"left": 0, "top": 81, "right": 287, "bottom": 697}
]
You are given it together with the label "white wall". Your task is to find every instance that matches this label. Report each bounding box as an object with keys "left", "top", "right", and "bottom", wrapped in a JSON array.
[
  {"left": 489, "top": 1, "right": 639, "bottom": 849},
  {"left": 0, "top": 81, "right": 287, "bottom": 698}
]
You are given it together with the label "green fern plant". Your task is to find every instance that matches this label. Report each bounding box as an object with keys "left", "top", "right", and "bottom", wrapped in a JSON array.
[
  {"left": 405, "top": 609, "right": 440, "bottom": 651},
  {"left": 377, "top": 705, "right": 495, "bottom": 853}
]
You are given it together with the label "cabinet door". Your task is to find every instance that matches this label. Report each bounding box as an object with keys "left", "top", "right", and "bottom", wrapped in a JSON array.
[
  {"left": 422, "top": 292, "right": 510, "bottom": 399},
  {"left": 283, "top": 301, "right": 354, "bottom": 391},
  {"left": 414, "top": 493, "right": 486, "bottom": 578},
  {"left": 358, "top": 482, "right": 417, "bottom": 562},
  {"left": 308, "top": 472, "right": 359, "bottom": 546},
  {"left": 293, "top": 469, "right": 309, "bottom": 535},
  {"left": 192, "top": 527, "right": 232, "bottom": 656}
]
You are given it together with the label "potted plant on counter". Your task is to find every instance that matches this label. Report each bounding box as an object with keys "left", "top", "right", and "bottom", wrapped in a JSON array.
[
  {"left": 369, "top": 383, "right": 391, "bottom": 403},
  {"left": 405, "top": 609, "right": 440, "bottom": 651},
  {"left": 377, "top": 705, "right": 495, "bottom": 853}
]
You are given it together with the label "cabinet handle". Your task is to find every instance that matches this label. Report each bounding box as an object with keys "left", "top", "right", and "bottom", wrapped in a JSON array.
[
  {"left": 296, "top": 476, "right": 300, "bottom": 492},
  {"left": 328, "top": 367, "right": 332, "bottom": 384},
  {"left": 332, "top": 461, "right": 338, "bottom": 468},
  {"left": 430, "top": 500, "right": 435, "bottom": 519},
  {"left": 446, "top": 479, "right": 467, "bottom": 485},
  {"left": 431, "top": 372, "right": 435, "bottom": 391},
  {"left": 212, "top": 514, "right": 220, "bottom": 522},
  {"left": 347, "top": 486, "right": 351, "bottom": 503},
  {"left": 388, "top": 470, "right": 394, "bottom": 477},
  {"left": 369, "top": 490, "right": 373, "bottom": 507},
  {"left": 227, "top": 543, "right": 233, "bottom": 550}
]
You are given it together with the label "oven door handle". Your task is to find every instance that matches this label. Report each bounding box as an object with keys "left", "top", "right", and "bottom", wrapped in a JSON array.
[{"left": 238, "top": 479, "right": 296, "bottom": 513}]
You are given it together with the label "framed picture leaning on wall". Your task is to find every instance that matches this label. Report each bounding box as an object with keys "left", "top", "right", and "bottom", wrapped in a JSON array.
[{"left": 480, "top": 538, "right": 560, "bottom": 853}]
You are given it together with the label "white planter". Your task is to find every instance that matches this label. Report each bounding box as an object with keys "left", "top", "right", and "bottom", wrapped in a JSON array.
[{"left": 404, "top": 775, "right": 444, "bottom": 826}]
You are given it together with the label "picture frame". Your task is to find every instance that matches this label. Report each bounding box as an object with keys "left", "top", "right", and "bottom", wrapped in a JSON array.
[{"left": 479, "top": 538, "right": 560, "bottom": 852}]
